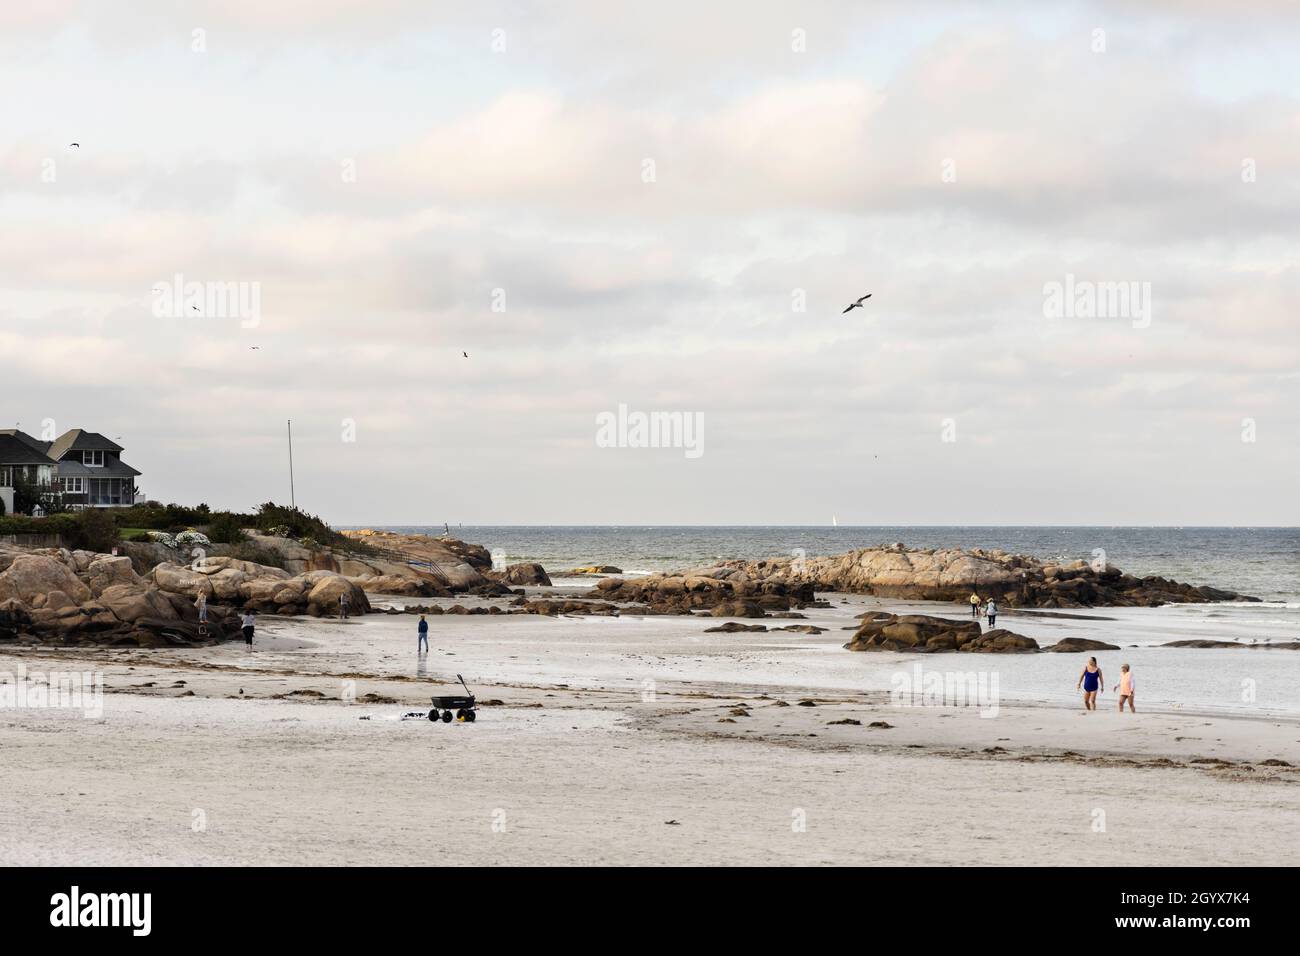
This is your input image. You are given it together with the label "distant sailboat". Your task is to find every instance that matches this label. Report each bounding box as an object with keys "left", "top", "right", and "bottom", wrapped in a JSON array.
[{"left": 832, "top": 515, "right": 838, "bottom": 527}]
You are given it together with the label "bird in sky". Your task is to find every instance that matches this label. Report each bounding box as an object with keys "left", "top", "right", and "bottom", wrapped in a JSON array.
[
  {"left": 68, "top": 142, "right": 80, "bottom": 148},
  {"left": 250, "top": 346, "right": 260, "bottom": 350},
  {"left": 842, "top": 293, "right": 872, "bottom": 314},
  {"left": 463, "top": 351, "right": 469, "bottom": 358}
]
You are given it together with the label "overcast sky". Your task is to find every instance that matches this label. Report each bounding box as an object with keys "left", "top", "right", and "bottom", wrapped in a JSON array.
[{"left": 2, "top": 1, "right": 1297, "bottom": 525}]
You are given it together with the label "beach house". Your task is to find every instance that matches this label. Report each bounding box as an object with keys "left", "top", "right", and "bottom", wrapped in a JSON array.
[{"left": 0, "top": 428, "right": 142, "bottom": 514}]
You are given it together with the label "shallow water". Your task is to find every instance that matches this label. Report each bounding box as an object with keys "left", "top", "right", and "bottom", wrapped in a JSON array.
[{"left": 300, "top": 590, "right": 1300, "bottom": 718}]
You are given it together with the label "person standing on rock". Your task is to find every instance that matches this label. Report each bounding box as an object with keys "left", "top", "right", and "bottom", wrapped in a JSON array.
[
  {"left": 1117, "top": 664, "right": 1135, "bottom": 713},
  {"left": 1076, "top": 656, "right": 1103, "bottom": 711},
  {"left": 417, "top": 615, "right": 429, "bottom": 653},
  {"left": 241, "top": 610, "right": 256, "bottom": 648},
  {"left": 969, "top": 592, "right": 981, "bottom": 619},
  {"left": 985, "top": 598, "right": 997, "bottom": 630}
]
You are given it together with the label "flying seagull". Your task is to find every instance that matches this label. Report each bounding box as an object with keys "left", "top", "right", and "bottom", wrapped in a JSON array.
[
  {"left": 463, "top": 351, "right": 469, "bottom": 358},
  {"left": 841, "top": 293, "right": 872, "bottom": 314},
  {"left": 68, "top": 142, "right": 80, "bottom": 148}
]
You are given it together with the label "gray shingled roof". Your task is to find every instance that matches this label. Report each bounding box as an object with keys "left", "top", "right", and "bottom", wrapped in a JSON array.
[
  {"left": 0, "top": 429, "right": 52, "bottom": 455},
  {"left": 56, "top": 459, "right": 141, "bottom": 478},
  {"left": 47, "top": 429, "right": 124, "bottom": 460},
  {"left": 0, "top": 433, "right": 53, "bottom": 466}
]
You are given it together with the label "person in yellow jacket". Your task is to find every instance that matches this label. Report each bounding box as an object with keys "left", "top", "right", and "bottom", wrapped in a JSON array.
[{"left": 969, "top": 592, "right": 981, "bottom": 619}]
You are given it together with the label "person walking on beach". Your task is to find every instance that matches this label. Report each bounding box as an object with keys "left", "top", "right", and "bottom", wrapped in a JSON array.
[
  {"left": 241, "top": 610, "right": 256, "bottom": 648},
  {"left": 985, "top": 598, "right": 997, "bottom": 630},
  {"left": 1117, "top": 664, "right": 1135, "bottom": 712},
  {"left": 1076, "top": 656, "right": 1103, "bottom": 710},
  {"left": 338, "top": 591, "right": 350, "bottom": 620},
  {"left": 969, "top": 592, "right": 981, "bottom": 619},
  {"left": 417, "top": 615, "right": 429, "bottom": 653}
]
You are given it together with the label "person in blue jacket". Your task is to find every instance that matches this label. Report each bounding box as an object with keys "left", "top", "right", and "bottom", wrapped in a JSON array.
[{"left": 417, "top": 615, "right": 429, "bottom": 653}]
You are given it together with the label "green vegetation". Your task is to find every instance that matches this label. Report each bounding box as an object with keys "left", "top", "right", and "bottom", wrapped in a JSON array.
[
  {"left": 0, "top": 500, "right": 372, "bottom": 556},
  {"left": 225, "top": 542, "right": 288, "bottom": 570},
  {"left": 204, "top": 512, "right": 248, "bottom": 545}
]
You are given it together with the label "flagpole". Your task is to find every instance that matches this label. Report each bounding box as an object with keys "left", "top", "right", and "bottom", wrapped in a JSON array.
[{"left": 287, "top": 419, "right": 296, "bottom": 509}]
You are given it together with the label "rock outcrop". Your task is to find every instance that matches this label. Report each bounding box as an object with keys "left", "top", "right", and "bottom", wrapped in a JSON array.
[
  {"left": 487, "top": 562, "right": 552, "bottom": 587},
  {"left": 338, "top": 529, "right": 492, "bottom": 590},
  {"left": 1044, "top": 637, "right": 1122, "bottom": 653},
  {"left": 706, "top": 545, "right": 1255, "bottom": 609},
  {"left": 588, "top": 570, "right": 815, "bottom": 616},
  {"left": 844, "top": 613, "right": 1039, "bottom": 653},
  {"left": 0, "top": 542, "right": 374, "bottom": 646}
]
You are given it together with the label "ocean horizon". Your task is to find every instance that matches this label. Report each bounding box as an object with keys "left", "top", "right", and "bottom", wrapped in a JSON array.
[{"left": 346, "top": 525, "right": 1300, "bottom": 604}]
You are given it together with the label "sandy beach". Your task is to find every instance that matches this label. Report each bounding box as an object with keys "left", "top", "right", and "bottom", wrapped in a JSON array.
[{"left": 5, "top": 588, "right": 1298, "bottom": 866}]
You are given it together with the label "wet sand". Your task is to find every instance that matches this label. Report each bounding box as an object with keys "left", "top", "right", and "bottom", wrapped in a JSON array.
[{"left": 2, "top": 591, "right": 1298, "bottom": 865}]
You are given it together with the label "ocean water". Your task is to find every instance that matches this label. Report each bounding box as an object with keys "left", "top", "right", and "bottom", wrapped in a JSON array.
[{"left": 361, "top": 526, "right": 1300, "bottom": 603}]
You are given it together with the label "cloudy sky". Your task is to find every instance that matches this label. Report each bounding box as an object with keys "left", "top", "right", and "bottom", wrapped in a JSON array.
[{"left": 2, "top": 1, "right": 1297, "bottom": 525}]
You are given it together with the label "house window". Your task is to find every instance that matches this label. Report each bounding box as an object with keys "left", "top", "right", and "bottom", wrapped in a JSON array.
[
  {"left": 61, "top": 477, "right": 84, "bottom": 494},
  {"left": 82, "top": 450, "right": 104, "bottom": 467}
]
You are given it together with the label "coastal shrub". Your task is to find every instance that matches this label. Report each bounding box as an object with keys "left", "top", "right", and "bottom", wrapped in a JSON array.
[
  {"left": 0, "top": 513, "right": 80, "bottom": 538},
  {"left": 205, "top": 512, "right": 248, "bottom": 544},
  {"left": 251, "top": 503, "right": 373, "bottom": 553},
  {"left": 111, "top": 502, "right": 228, "bottom": 531},
  {"left": 69, "top": 508, "right": 120, "bottom": 553}
]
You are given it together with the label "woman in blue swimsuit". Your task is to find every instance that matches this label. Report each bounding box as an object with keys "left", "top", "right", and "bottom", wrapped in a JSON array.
[{"left": 1076, "top": 656, "right": 1103, "bottom": 711}]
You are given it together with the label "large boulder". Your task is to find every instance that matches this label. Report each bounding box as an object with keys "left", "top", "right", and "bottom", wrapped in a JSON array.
[
  {"left": 489, "top": 563, "right": 553, "bottom": 587},
  {"left": 305, "top": 574, "right": 371, "bottom": 614},
  {"left": 962, "top": 629, "right": 1040, "bottom": 653},
  {"left": 0, "top": 554, "right": 93, "bottom": 607},
  {"left": 151, "top": 563, "right": 216, "bottom": 600},
  {"left": 1044, "top": 636, "right": 1121, "bottom": 653},
  {"left": 844, "top": 613, "right": 1038, "bottom": 653},
  {"left": 97, "top": 583, "right": 181, "bottom": 624},
  {"left": 83, "top": 556, "right": 144, "bottom": 596}
]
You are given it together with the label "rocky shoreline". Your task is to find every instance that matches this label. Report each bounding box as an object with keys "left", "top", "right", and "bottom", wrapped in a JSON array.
[
  {"left": 671, "top": 544, "right": 1256, "bottom": 609},
  {"left": 1, "top": 530, "right": 1261, "bottom": 646}
]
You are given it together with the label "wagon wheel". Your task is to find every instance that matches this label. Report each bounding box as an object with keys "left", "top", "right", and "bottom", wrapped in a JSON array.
[
  {"left": 441, "top": 710, "right": 453, "bottom": 723},
  {"left": 455, "top": 709, "right": 465, "bottom": 721},
  {"left": 427, "top": 708, "right": 438, "bottom": 722},
  {"left": 464, "top": 710, "right": 476, "bottom": 723}
]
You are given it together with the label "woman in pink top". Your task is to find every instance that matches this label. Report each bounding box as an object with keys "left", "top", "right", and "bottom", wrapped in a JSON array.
[{"left": 1117, "top": 664, "right": 1135, "bottom": 712}]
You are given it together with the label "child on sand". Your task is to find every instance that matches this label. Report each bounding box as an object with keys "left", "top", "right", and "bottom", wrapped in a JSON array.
[
  {"left": 1117, "top": 664, "right": 1135, "bottom": 712},
  {"left": 1076, "top": 656, "right": 1103, "bottom": 711},
  {"left": 242, "top": 611, "right": 256, "bottom": 648},
  {"left": 969, "top": 593, "right": 981, "bottom": 618}
]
